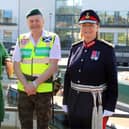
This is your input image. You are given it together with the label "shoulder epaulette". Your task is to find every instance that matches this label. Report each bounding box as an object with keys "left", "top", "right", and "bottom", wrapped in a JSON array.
[
  {"left": 100, "top": 39, "right": 114, "bottom": 48},
  {"left": 72, "top": 40, "right": 82, "bottom": 47}
]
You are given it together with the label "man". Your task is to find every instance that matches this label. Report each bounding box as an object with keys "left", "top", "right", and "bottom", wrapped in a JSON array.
[
  {"left": 12, "top": 9, "right": 61, "bottom": 129},
  {"left": 0, "top": 42, "right": 11, "bottom": 127}
]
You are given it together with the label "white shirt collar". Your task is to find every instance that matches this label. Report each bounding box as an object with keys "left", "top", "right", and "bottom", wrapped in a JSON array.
[{"left": 29, "top": 30, "right": 46, "bottom": 45}]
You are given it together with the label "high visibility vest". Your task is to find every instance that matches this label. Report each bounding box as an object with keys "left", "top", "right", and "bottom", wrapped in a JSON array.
[{"left": 18, "top": 32, "right": 56, "bottom": 93}]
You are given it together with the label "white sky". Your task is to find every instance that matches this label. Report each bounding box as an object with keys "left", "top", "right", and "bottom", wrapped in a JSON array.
[
  {"left": 0, "top": 0, "right": 18, "bottom": 17},
  {"left": 0, "top": 0, "right": 129, "bottom": 17},
  {"left": 82, "top": 0, "right": 129, "bottom": 11}
]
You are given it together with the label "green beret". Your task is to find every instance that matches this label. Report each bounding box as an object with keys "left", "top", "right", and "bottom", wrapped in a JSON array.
[{"left": 26, "top": 9, "right": 42, "bottom": 18}]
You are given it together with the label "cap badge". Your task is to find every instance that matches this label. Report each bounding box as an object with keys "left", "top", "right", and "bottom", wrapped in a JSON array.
[{"left": 85, "top": 12, "right": 90, "bottom": 19}]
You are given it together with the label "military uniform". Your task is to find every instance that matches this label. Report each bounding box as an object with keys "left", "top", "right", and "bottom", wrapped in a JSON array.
[
  {"left": 63, "top": 39, "right": 118, "bottom": 129},
  {"left": 0, "top": 43, "right": 10, "bottom": 125},
  {"left": 63, "top": 9, "right": 118, "bottom": 129}
]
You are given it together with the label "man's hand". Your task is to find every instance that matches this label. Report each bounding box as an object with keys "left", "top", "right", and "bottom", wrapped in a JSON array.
[{"left": 24, "top": 82, "right": 36, "bottom": 96}]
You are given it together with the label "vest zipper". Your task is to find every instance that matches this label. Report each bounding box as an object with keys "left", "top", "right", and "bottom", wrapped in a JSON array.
[
  {"left": 31, "top": 58, "right": 33, "bottom": 76},
  {"left": 31, "top": 46, "right": 36, "bottom": 76}
]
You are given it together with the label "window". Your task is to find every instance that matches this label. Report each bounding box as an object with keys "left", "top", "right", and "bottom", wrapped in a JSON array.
[
  {"left": 118, "top": 11, "right": 127, "bottom": 25},
  {"left": 100, "top": 32, "right": 114, "bottom": 43},
  {"left": 118, "top": 32, "right": 127, "bottom": 45},
  {"left": 3, "top": 30, "right": 12, "bottom": 42},
  {"left": 55, "top": 0, "right": 81, "bottom": 50}
]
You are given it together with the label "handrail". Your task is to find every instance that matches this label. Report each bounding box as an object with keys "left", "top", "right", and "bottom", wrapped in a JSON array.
[
  {"left": 5, "top": 106, "right": 18, "bottom": 112},
  {"left": 5, "top": 106, "right": 129, "bottom": 118},
  {"left": 112, "top": 113, "right": 129, "bottom": 118}
]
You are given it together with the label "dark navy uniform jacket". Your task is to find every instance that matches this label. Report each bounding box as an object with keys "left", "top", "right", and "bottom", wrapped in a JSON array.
[{"left": 63, "top": 39, "right": 118, "bottom": 118}]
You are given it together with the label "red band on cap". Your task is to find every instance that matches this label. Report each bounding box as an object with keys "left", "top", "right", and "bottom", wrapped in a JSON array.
[
  {"left": 80, "top": 16, "right": 86, "bottom": 20},
  {"left": 90, "top": 16, "right": 98, "bottom": 21},
  {"left": 80, "top": 15, "right": 98, "bottom": 22}
]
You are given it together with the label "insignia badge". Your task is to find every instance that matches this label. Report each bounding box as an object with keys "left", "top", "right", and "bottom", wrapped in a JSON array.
[
  {"left": 42, "top": 36, "right": 52, "bottom": 43},
  {"left": 20, "top": 36, "right": 29, "bottom": 45},
  {"left": 86, "top": 12, "right": 90, "bottom": 19},
  {"left": 90, "top": 50, "right": 100, "bottom": 61}
]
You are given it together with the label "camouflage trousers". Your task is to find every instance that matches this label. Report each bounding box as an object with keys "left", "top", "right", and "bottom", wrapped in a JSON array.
[{"left": 18, "top": 91, "right": 52, "bottom": 129}]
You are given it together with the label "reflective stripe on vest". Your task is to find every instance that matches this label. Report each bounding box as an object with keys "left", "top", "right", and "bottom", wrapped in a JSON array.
[
  {"left": 18, "top": 32, "right": 55, "bottom": 93},
  {"left": 18, "top": 81, "right": 53, "bottom": 93},
  {"left": 22, "top": 57, "right": 49, "bottom": 64}
]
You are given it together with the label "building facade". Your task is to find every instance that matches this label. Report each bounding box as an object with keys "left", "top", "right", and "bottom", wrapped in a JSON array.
[
  {"left": 0, "top": 9, "right": 17, "bottom": 48},
  {"left": 55, "top": 0, "right": 129, "bottom": 50},
  {"left": 1, "top": 0, "right": 129, "bottom": 51}
]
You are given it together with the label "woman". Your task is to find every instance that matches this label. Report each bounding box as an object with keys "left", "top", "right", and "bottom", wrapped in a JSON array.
[{"left": 63, "top": 9, "right": 118, "bottom": 129}]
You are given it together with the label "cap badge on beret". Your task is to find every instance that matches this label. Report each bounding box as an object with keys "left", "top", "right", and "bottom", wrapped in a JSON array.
[{"left": 86, "top": 12, "right": 90, "bottom": 19}]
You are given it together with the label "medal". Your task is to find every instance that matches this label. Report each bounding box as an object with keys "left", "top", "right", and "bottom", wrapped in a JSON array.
[{"left": 91, "top": 50, "right": 100, "bottom": 61}]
